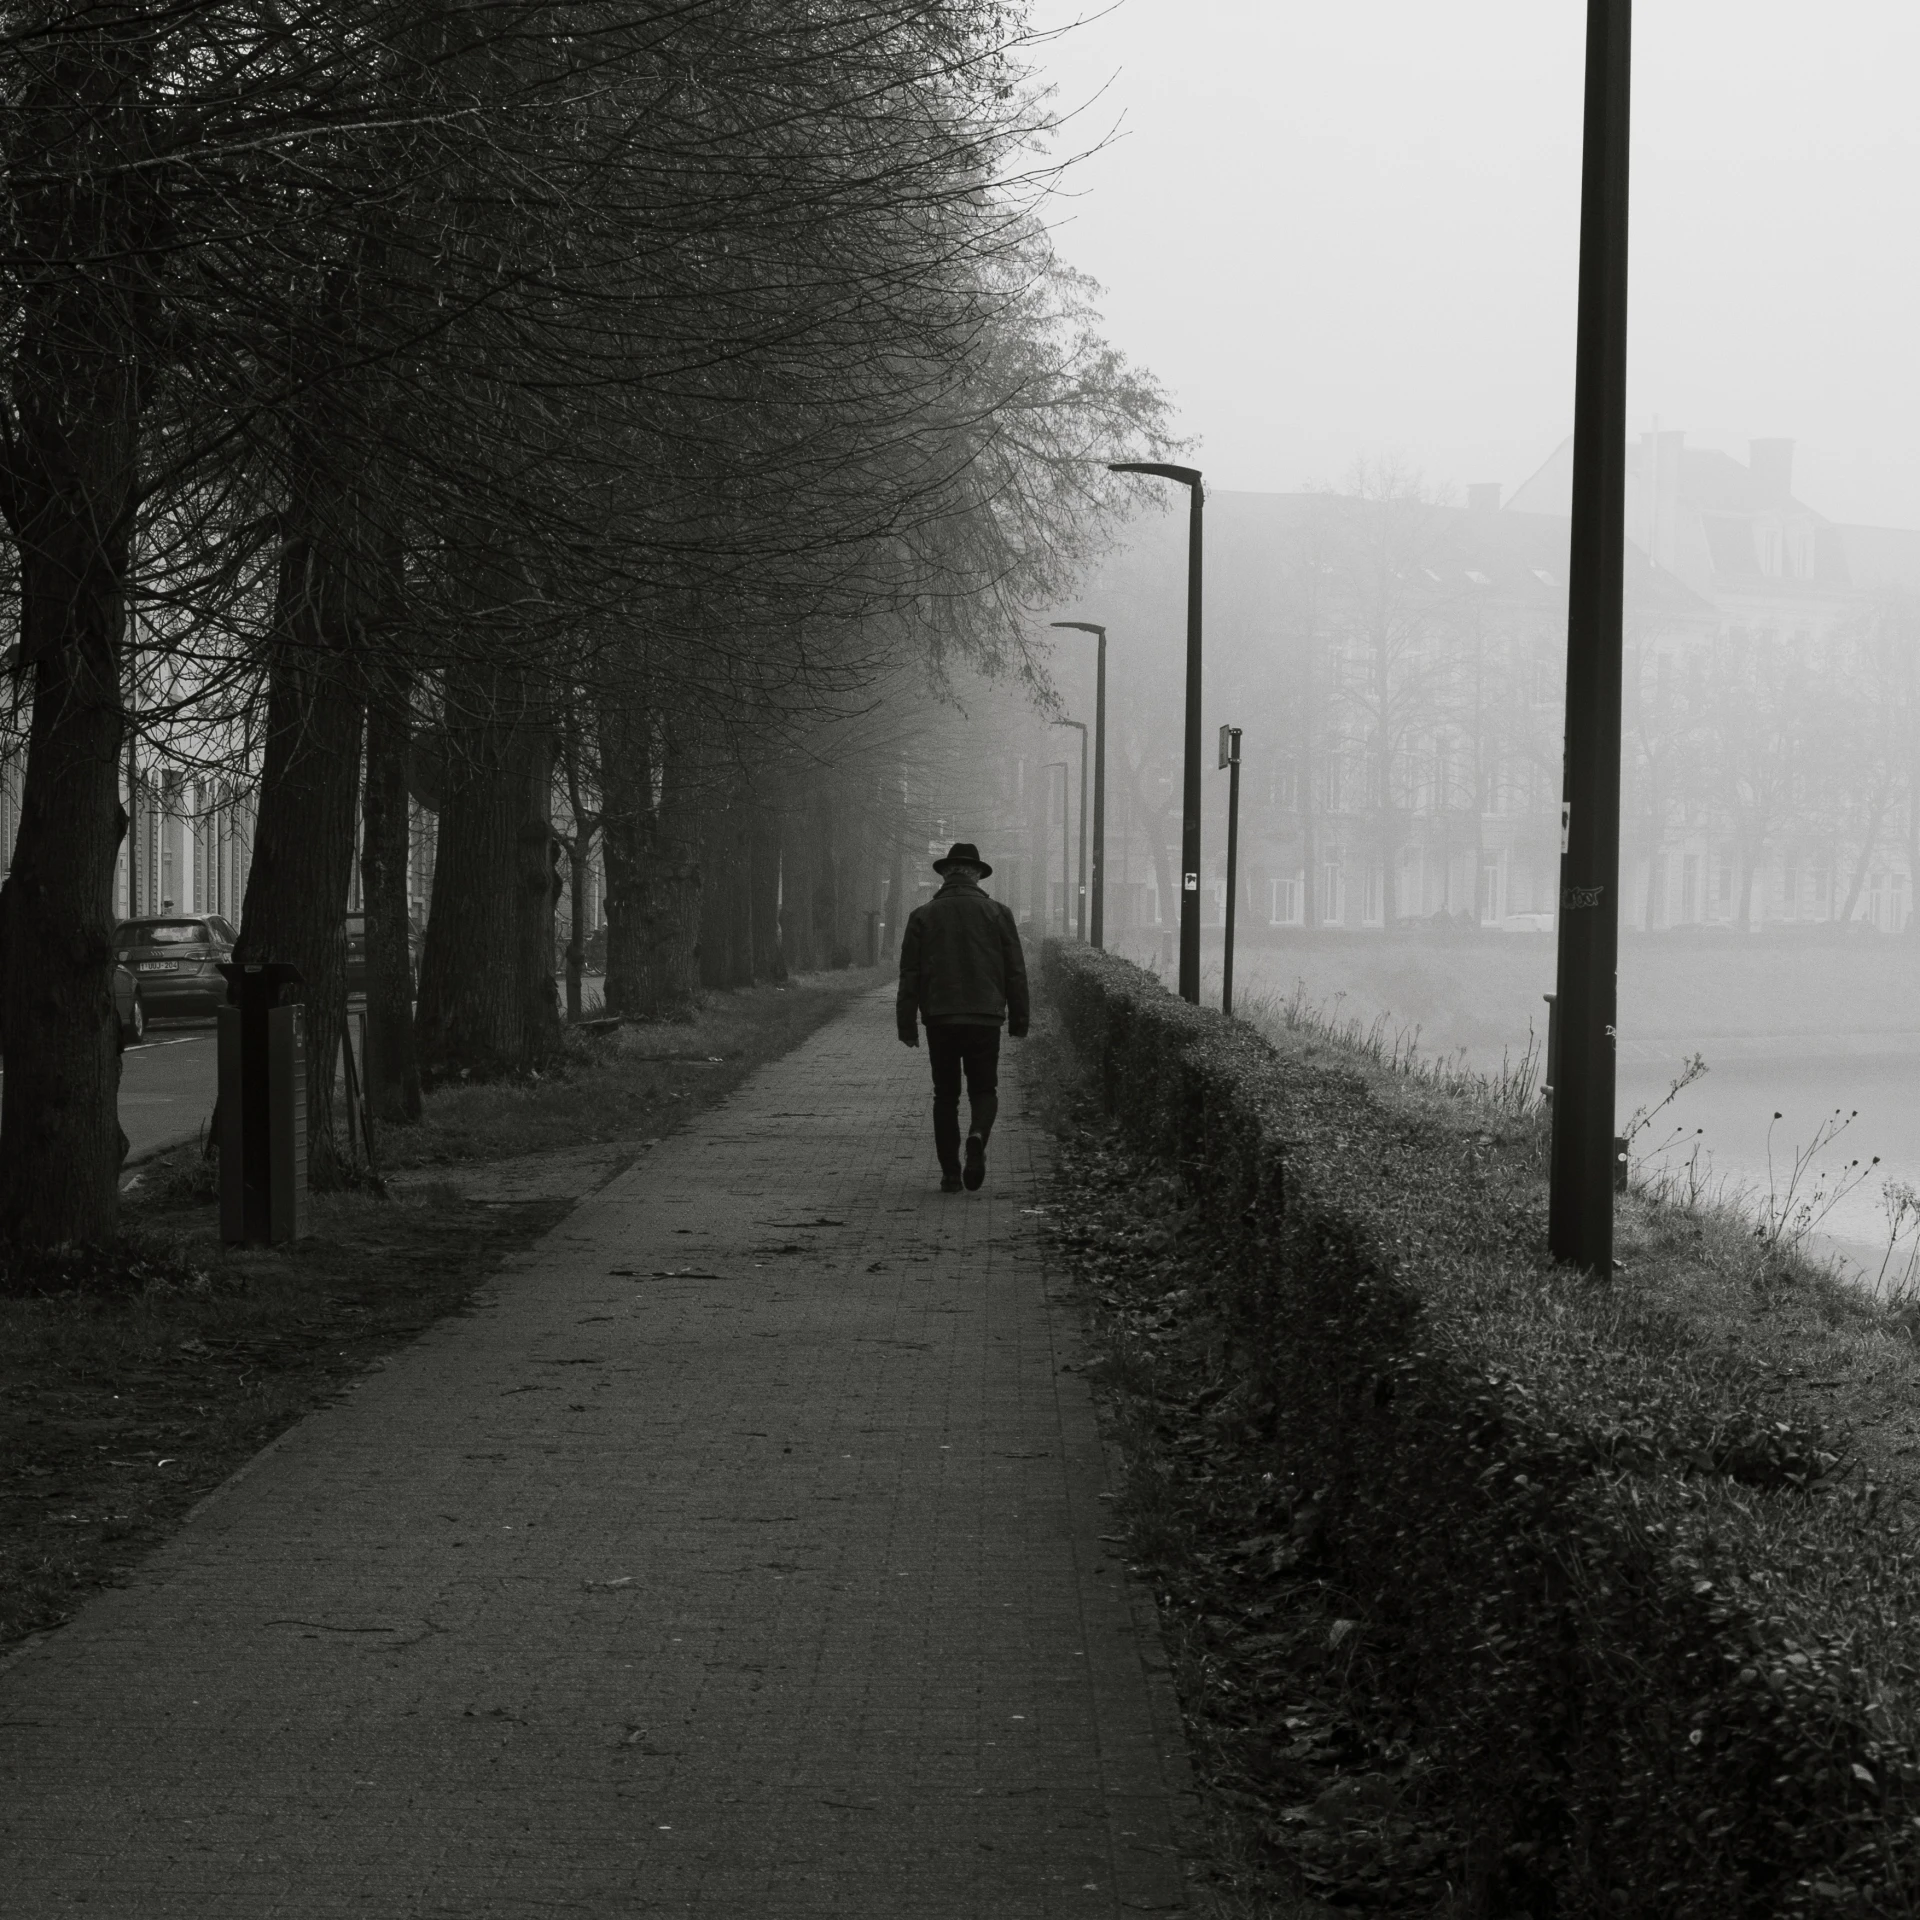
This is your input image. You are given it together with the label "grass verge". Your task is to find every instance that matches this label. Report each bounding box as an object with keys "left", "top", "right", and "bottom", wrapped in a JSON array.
[
  {"left": 1042, "top": 941, "right": 1920, "bottom": 1919},
  {"left": 0, "top": 968, "right": 882, "bottom": 1654}
]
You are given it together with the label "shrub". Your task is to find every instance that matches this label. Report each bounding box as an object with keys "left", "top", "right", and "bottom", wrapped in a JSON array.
[{"left": 1046, "top": 942, "right": 1920, "bottom": 1918}]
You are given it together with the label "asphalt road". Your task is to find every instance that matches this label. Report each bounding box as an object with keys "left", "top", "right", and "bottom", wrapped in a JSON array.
[{"left": 118, "top": 1021, "right": 219, "bottom": 1162}]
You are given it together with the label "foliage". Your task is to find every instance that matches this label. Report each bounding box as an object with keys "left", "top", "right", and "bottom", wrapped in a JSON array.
[{"left": 1046, "top": 940, "right": 1920, "bottom": 1917}]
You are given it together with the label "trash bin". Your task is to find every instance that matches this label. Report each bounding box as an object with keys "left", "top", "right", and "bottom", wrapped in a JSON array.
[{"left": 217, "top": 961, "right": 309, "bottom": 1245}]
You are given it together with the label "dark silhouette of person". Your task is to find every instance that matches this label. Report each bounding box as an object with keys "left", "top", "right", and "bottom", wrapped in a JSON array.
[{"left": 896, "top": 842, "right": 1029, "bottom": 1191}]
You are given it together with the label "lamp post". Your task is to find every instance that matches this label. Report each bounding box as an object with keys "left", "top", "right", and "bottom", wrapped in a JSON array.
[
  {"left": 1109, "top": 461, "right": 1204, "bottom": 1002},
  {"left": 1044, "top": 760, "right": 1069, "bottom": 935},
  {"left": 1218, "top": 724, "right": 1242, "bottom": 1016},
  {"left": 1049, "top": 622, "right": 1107, "bottom": 947},
  {"left": 1053, "top": 720, "right": 1089, "bottom": 940},
  {"left": 1550, "top": 0, "right": 1632, "bottom": 1276}
]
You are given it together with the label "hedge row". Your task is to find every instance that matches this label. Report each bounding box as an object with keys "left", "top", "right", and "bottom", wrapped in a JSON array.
[{"left": 1045, "top": 942, "right": 1920, "bottom": 1918}]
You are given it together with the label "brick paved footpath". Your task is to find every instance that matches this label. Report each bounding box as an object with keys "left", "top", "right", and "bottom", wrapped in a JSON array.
[{"left": 0, "top": 987, "right": 1196, "bottom": 1917}]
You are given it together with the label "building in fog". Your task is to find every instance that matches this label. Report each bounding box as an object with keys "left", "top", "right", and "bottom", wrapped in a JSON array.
[
  {"left": 0, "top": 756, "right": 455, "bottom": 937},
  {"left": 1053, "top": 434, "right": 1920, "bottom": 948},
  {"left": 1514, "top": 432, "right": 1920, "bottom": 935}
]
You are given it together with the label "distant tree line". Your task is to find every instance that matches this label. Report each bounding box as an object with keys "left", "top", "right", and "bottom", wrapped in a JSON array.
[{"left": 0, "top": 0, "right": 1171, "bottom": 1249}]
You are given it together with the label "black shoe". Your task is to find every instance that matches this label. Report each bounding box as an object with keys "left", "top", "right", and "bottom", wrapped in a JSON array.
[
  {"left": 963, "top": 1134, "right": 986, "bottom": 1191},
  {"left": 940, "top": 1170, "right": 964, "bottom": 1193}
]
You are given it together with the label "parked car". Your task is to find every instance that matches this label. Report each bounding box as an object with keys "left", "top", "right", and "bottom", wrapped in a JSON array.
[
  {"left": 113, "top": 915, "right": 238, "bottom": 1020},
  {"left": 112, "top": 963, "right": 146, "bottom": 1048},
  {"left": 343, "top": 912, "right": 424, "bottom": 999}
]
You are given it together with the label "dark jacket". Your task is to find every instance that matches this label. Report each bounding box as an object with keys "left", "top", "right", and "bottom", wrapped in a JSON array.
[{"left": 896, "top": 876, "right": 1030, "bottom": 1040}]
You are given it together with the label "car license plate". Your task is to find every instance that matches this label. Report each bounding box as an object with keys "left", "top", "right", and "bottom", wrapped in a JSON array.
[{"left": 137, "top": 960, "right": 178, "bottom": 972}]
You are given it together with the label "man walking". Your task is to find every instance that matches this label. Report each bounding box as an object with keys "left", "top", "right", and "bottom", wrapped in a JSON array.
[{"left": 896, "top": 842, "right": 1029, "bottom": 1192}]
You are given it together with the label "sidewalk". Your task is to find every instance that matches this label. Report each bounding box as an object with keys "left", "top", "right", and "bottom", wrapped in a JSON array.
[{"left": 0, "top": 987, "right": 1195, "bottom": 1917}]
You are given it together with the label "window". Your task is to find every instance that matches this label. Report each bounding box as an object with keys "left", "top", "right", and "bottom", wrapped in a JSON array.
[
  {"left": 117, "top": 919, "right": 212, "bottom": 949},
  {"left": 1319, "top": 863, "right": 1343, "bottom": 926},
  {"left": 1271, "top": 876, "right": 1300, "bottom": 925}
]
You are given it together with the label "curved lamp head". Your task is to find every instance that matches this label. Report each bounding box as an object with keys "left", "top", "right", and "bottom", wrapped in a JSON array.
[
  {"left": 1049, "top": 620, "right": 1106, "bottom": 639},
  {"left": 1052, "top": 718, "right": 1087, "bottom": 734},
  {"left": 1109, "top": 461, "right": 1203, "bottom": 490}
]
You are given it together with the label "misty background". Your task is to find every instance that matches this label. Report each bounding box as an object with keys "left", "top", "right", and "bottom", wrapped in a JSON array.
[{"left": 920, "top": 1, "right": 1920, "bottom": 1282}]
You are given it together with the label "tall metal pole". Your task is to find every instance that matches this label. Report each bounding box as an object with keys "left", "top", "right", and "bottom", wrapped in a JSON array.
[
  {"left": 1049, "top": 623, "right": 1108, "bottom": 947},
  {"left": 1093, "top": 631, "right": 1106, "bottom": 946},
  {"left": 1054, "top": 719, "right": 1089, "bottom": 941},
  {"left": 1045, "top": 760, "right": 1068, "bottom": 935},
  {"left": 1077, "top": 726, "right": 1089, "bottom": 942},
  {"left": 1110, "top": 463, "right": 1204, "bottom": 1002},
  {"left": 1058, "top": 764, "right": 1070, "bottom": 934},
  {"left": 125, "top": 731, "right": 139, "bottom": 920},
  {"left": 1550, "top": 0, "right": 1632, "bottom": 1274},
  {"left": 1219, "top": 726, "right": 1242, "bottom": 1017}
]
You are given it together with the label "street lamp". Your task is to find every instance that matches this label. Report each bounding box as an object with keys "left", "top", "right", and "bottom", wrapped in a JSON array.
[
  {"left": 1109, "top": 461, "right": 1204, "bottom": 1003},
  {"left": 1550, "top": 0, "right": 1632, "bottom": 1276},
  {"left": 1053, "top": 719, "right": 1089, "bottom": 941},
  {"left": 1049, "top": 622, "right": 1108, "bottom": 947},
  {"left": 1044, "top": 760, "right": 1069, "bottom": 936},
  {"left": 1217, "top": 724, "right": 1242, "bottom": 1016}
]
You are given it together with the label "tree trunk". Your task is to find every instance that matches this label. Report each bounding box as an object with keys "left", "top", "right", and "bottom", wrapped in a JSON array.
[
  {"left": 1300, "top": 751, "right": 1319, "bottom": 930},
  {"left": 0, "top": 17, "right": 158, "bottom": 1247},
  {"left": 599, "top": 694, "right": 650, "bottom": 1016},
  {"left": 414, "top": 665, "right": 557, "bottom": 1076},
  {"left": 815, "top": 790, "right": 847, "bottom": 967},
  {"left": 598, "top": 697, "right": 702, "bottom": 1020},
  {"left": 362, "top": 657, "right": 421, "bottom": 1122},
  {"left": 781, "top": 788, "right": 817, "bottom": 973},
  {"left": 235, "top": 538, "right": 366, "bottom": 1189},
  {"left": 565, "top": 836, "right": 588, "bottom": 1021},
  {"left": 698, "top": 794, "right": 753, "bottom": 989},
  {"left": 515, "top": 721, "right": 563, "bottom": 1065},
  {"left": 1838, "top": 781, "right": 1890, "bottom": 927},
  {"left": 637, "top": 729, "right": 703, "bottom": 1013},
  {"left": 560, "top": 713, "right": 593, "bottom": 1023},
  {"left": 882, "top": 824, "right": 904, "bottom": 962},
  {"left": 751, "top": 796, "right": 787, "bottom": 983},
  {"left": 0, "top": 551, "right": 131, "bottom": 1244}
]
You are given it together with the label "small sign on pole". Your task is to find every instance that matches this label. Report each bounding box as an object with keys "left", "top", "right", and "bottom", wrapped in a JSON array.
[{"left": 1218, "top": 724, "right": 1244, "bottom": 1017}]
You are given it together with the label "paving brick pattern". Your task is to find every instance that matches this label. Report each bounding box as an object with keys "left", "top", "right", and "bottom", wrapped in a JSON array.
[{"left": 1, "top": 989, "right": 1195, "bottom": 1916}]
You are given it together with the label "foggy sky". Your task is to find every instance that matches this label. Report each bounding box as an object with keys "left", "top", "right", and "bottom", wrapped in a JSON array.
[{"left": 1028, "top": 0, "right": 1920, "bottom": 527}]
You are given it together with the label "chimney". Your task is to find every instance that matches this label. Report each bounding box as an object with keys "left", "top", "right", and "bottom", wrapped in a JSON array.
[
  {"left": 1749, "top": 438, "right": 1794, "bottom": 502},
  {"left": 1467, "top": 482, "right": 1501, "bottom": 515}
]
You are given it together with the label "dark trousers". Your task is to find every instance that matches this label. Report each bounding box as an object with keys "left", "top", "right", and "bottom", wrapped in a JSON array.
[{"left": 926, "top": 1023, "right": 1000, "bottom": 1173}]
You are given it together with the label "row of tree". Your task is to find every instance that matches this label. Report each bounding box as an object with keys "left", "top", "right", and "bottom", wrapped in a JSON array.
[{"left": 0, "top": 0, "right": 1172, "bottom": 1248}]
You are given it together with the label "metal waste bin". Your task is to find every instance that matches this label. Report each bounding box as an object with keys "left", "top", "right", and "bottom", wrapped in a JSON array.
[{"left": 217, "top": 961, "right": 309, "bottom": 1245}]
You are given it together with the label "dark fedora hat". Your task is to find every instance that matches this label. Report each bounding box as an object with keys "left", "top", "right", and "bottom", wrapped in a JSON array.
[{"left": 932, "top": 841, "right": 992, "bottom": 877}]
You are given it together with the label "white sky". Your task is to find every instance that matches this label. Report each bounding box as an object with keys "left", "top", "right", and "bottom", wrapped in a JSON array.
[{"left": 1026, "top": 0, "right": 1920, "bottom": 526}]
